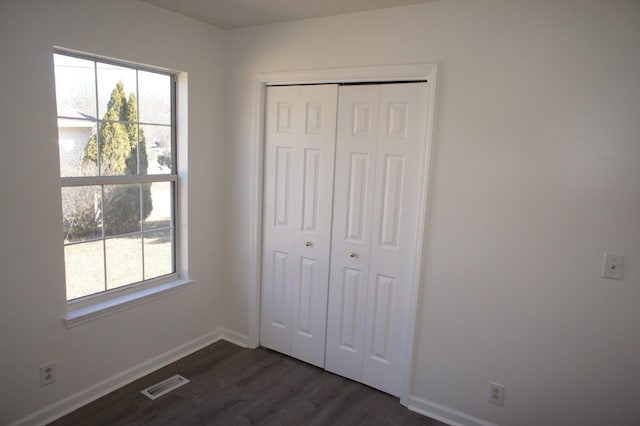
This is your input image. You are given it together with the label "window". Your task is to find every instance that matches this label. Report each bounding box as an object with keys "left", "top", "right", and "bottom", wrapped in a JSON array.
[{"left": 54, "top": 51, "right": 177, "bottom": 302}]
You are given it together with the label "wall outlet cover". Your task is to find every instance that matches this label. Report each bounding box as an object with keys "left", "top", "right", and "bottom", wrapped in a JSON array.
[
  {"left": 602, "top": 253, "right": 625, "bottom": 280},
  {"left": 488, "top": 381, "right": 505, "bottom": 406},
  {"left": 40, "top": 362, "right": 56, "bottom": 387}
]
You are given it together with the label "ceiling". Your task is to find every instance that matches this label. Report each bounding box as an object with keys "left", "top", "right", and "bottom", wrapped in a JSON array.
[{"left": 140, "top": 0, "right": 437, "bottom": 29}]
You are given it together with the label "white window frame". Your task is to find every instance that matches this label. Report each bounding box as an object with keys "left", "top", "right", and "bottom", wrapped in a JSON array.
[{"left": 54, "top": 49, "right": 192, "bottom": 327}]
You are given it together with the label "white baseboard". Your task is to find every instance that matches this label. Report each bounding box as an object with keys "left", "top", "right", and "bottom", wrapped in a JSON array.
[
  {"left": 13, "top": 328, "right": 247, "bottom": 426},
  {"left": 407, "top": 395, "right": 497, "bottom": 426},
  {"left": 219, "top": 328, "right": 249, "bottom": 347}
]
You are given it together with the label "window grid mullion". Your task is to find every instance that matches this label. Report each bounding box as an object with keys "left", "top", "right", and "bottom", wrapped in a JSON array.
[
  {"left": 64, "top": 227, "right": 169, "bottom": 248},
  {"left": 135, "top": 69, "right": 141, "bottom": 176},
  {"left": 62, "top": 117, "right": 170, "bottom": 127},
  {"left": 61, "top": 174, "right": 177, "bottom": 187},
  {"left": 93, "top": 61, "right": 102, "bottom": 177},
  {"left": 140, "top": 184, "right": 145, "bottom": 281},
  {"left": 54, "top": 49, "right": 173, "bottom": 79},
  {"left": 135, "top": 70, "right": 145, "bottom": 283},
  {"left": 101, "top": 185, "right": 107, "bottom": 293}
]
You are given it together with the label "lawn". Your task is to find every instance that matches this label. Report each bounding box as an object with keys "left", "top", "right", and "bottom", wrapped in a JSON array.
[{"left": 65, "top": 229, "right": 172, "bottom": 300}]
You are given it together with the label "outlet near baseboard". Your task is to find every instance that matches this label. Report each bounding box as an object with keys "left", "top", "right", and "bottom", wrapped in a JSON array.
[
  {"left": 40, "top": 362, "right": 56, "bottom": 387},
  {"left": 488, "top": 381, "right": 505, "bottom": 406}
]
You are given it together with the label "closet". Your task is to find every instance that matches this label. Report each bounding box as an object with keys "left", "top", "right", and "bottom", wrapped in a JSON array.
[{"left": 261, "top": 82, "right": 429, "bottom": 397}]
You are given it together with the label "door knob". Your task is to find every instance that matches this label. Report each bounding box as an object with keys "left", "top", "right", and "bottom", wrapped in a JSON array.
[
  {"left": 349, "top": 251, "right": 357, "bottom": 258},
  {"left": 305, "top": 241, "right": 312, "bottom": 247}
]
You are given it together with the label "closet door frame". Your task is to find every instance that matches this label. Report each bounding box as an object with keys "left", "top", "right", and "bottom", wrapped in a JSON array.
[{"left": 248, "top": 63, "right": 439, "bottom": 406}]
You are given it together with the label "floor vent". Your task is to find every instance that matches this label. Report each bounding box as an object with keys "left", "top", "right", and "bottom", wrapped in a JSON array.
[{"left": 141, "top": 374, "right": 189, "bottom": 400}]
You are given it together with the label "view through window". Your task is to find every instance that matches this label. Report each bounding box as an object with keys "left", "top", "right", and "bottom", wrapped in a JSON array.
[{"left": 54, "top": 52, "right": 176, "bottom": 301}]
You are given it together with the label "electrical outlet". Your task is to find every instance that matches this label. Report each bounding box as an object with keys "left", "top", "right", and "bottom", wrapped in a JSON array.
[
  {"left": 488, "top": 381, "right": 505, "bottom": 406},
  {"left": 40, "top": 362, "right": 56, "bottom": 387},
  {"left": 602, "top": 253, "right": 625, "bottom": 280}
]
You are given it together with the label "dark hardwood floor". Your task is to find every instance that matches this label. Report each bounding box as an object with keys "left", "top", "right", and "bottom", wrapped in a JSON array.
[{"left": 50, "top": 340, "right": 446, "bottom": 426}]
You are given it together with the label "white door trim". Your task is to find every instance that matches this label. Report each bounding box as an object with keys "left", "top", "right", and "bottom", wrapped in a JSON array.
[{"left": 247, "top": 63, "right": 439, "bottom": 405}]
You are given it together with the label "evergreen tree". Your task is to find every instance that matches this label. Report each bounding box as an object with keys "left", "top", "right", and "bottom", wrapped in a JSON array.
[
  {"left": 124, "top": 91, "right": 153, "bottom": 225},
  {"left": 85, "top": 81, "right": 130, "bottom": 174}
]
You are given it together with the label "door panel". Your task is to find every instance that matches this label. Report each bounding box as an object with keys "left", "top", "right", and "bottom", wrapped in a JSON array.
[
  {"left": 262, "top": 86, "right": 299, "bottom": 356},
  {"left": 326, "top": 83, "right": 428, "bottom": 396},
  {"left": 296, "top": 256, "right": 315, "bottom": 336},
  {"left": 378, "top": 154, "right": 405, "bottom": 249},
  {"left": 271, "top": 251, "right": 289, "bottom": 328},
  {"left": 345, "top": 153, "right": 370, "bottom": 242},
  {"left": 291, "top": 85, "right": 338, "bottom": 367},
  {"left": 262, "top": 84, "right": 338, "bottom": 368},
  {"left": 274, "top": 147, "right": 292, "bottom": 226},
  {"left": 301, "top": 149, "right": 320, "bottom": 232},
  {"left": 370, "top": 273, "right": 395, "bottom": 363},
  {"left": 362, "top": 83, "right": 429, "bottom": 396},
  {"left": 325, "top": 85, "right": 379, "bottom": 381},
  {"left": 339, "top": 267, "right": 363, "bottom": 352}
]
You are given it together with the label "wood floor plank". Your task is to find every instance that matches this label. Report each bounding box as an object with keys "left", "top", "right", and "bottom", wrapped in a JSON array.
[{"left": 49, "top": 341, "right": 446, "bottom": 426}]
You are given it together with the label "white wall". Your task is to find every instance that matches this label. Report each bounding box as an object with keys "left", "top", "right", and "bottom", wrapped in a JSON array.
[
  {"left": 224, "top": 1, "right": 640, "bottom": 425},
  {"left": 0, "top": 0, "right": 226, "bottom": 423},
  {"left": 2, "top": 0, "right": 639, "bottom": 424}
]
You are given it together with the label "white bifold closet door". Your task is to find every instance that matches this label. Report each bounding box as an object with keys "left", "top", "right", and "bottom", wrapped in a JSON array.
[
  {"left": 261, "top": 82, "right": 429, "bottom": 396},
  {"left": 325, "top": 83, "right": 429, "bottom": 396},
  {"left": 260, "top": 84, "right": 338, "bottom": 368}
]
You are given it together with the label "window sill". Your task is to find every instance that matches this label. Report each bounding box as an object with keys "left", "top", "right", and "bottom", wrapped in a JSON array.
[{"left": 64, "top": 278, "right": 193, "bottom": 328}]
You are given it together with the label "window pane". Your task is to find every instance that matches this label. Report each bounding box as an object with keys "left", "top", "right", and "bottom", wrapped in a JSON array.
[
  {"left": 106, "top": 235, "right": 142, "bottom": 289},
  {"left": 144, "top": 229, "right": 173, "bottom": 280},
  {"left": 94, "top": 120, "right": 140, "bottom": 176},
  {"left": 144, "top": 182, "right": 172, "bottom": 230},
  {"left": 65, "top": 241, "right": 105, "bottom": 300},
  {"left": 103, "top": 184, "right": 141, "bottom": 236},
  {"left": 53, "top": 54, "right": 96, "bottom": 119},
  {"left": 138, "top": 71, "right": 171, "bottom": 125},
  {"left": 142, "top": 124, "right": 172, "bottom": 174},
  {"left": 97, "top": 63, "right": 137, "bottom": 119},
  {"left": 96, "top": 63, "right": 139, "bottom": 176},
  {"left": 58, "top": 119, "right": 98, "bottom": 177},
  {"left": 62, "top": 186, "right": 102, "bottom": 242}
]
